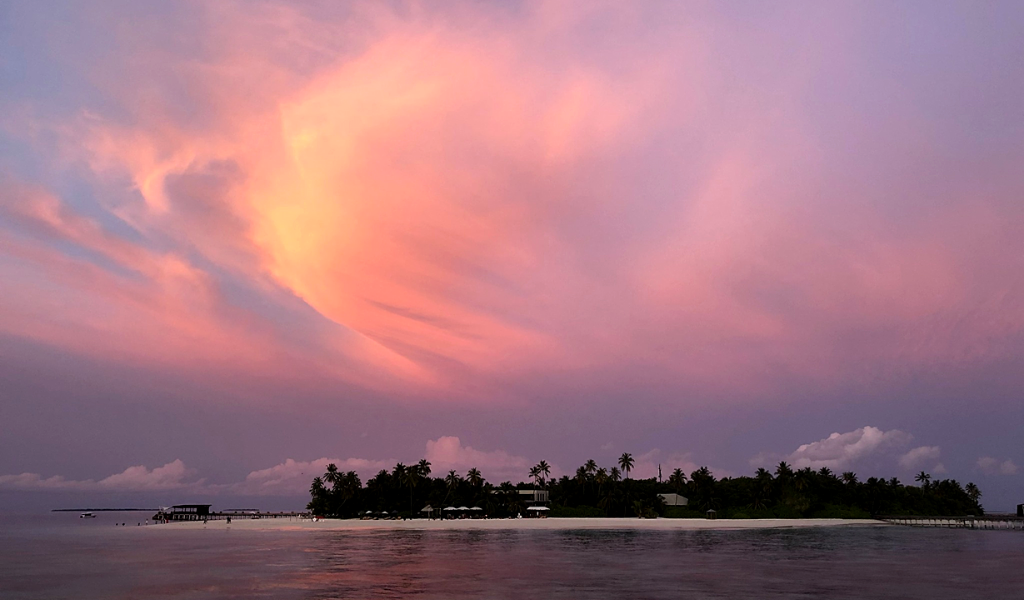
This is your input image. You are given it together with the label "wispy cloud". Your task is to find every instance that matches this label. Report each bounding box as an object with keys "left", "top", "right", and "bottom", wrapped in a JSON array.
[{"left": 3, "top": 1, "right": 1024, "bottom": 409}]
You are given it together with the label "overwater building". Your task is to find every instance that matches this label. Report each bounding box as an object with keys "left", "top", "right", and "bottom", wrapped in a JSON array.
[{"left": 160, "top": 504, "right": 212, "bottom": 521}]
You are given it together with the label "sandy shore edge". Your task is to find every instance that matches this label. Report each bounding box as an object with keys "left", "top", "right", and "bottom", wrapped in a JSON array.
[{"left": 152, "top": 517, "right": 885, "bottom": 532}]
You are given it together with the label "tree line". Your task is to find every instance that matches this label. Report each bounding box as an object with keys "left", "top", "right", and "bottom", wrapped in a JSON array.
[{"left": 307, "top": 452, "right": 983, "bottom": 518}]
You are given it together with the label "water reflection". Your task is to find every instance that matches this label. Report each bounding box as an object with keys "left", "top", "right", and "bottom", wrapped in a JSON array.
[{"left": 2, "top": 517, "right": 1023, "bottom": 599}]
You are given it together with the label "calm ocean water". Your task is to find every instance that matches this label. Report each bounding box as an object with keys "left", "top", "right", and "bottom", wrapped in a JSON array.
[{"left": 2, "top": 513, "right": 1023, "bottom": 599}]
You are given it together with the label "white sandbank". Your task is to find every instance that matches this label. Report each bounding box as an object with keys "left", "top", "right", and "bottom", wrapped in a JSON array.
[{"left": 155, "top": 517, "right": 884, "bottom": 532}]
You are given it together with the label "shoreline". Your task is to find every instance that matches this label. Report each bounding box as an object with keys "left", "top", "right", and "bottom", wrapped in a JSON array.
[{"left": 151, "top": 517, "right": 885, "bottom": 532}]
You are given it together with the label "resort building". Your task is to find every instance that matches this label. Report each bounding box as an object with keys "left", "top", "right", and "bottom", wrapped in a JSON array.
[
  {"left": 659, "top": 493, "right": 689, "bottom": 507},
  {"left": 518, "top": 489, "right": 549, "bottom": 505},
  {"left": 163, "top": 504, "right": 212, "bottom": 521}
]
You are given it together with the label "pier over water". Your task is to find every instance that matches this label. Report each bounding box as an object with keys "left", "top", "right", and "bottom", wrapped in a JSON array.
[{"left": 878, "top": 515, "right": 1024, "bottom": 530}]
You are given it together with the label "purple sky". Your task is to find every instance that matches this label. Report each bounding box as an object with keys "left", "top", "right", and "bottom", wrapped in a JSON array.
[{"left": 1, "top": 1, "right": 1022, "bottom": 511}]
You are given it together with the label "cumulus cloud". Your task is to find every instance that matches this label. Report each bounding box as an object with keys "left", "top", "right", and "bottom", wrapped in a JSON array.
[
  {"left": 789, "top": 427, "right": 912, "bottom": 470},
  {"left": 231, "top": 457, "right": 395, "bottom": 495},
  {"left": 898, "top": 446, "right": 942, "bottom": 471},
  {"left": 0, "top": 460, "right": 198, "bottom": 492},
  {"left": 977, "top": 457, "right": 1018, "bottom": 476},
  {"left": 754, "top": 426, "right": 914, "bottom": 472},
  {"left": 230, "top": 436, "right": 538, "bottom": 496},
  {"left": 630, "top": 450, "right": 727, "bottom": 480},
  {"left": 424, "top": 436, "right": 535, "bottom": 483},
  {"left": 0, "top": 437, "right": 541, "bottom": 497}
]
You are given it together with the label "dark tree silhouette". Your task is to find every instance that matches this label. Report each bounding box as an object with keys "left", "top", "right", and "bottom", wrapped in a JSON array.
[
  {"left": 618, "top": 453, "right": 634, "bottom": 479},
  {"left": 307, "top": 457, "right": 983, "bottom": 520}
]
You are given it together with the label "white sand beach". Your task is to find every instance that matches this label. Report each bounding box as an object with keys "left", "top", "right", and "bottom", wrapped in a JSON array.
[{"left": 155, "top": 517, "right": 884, "bottom": 532}]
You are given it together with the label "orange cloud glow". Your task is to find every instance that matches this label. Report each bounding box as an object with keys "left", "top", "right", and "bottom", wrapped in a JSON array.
[{"left": 2, "top": 1, "right": 1023, "bottom": 407}]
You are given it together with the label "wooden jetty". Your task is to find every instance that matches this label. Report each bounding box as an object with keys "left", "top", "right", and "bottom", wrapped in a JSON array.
[{"left": 878, "top": 515, "right": 1024, "bottom": 530}]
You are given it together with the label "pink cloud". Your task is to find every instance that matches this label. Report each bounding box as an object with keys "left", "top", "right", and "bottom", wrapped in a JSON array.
[
  {"left": 753, "top": 426, "right": 914, "bottom": 472},
  {"left": 2, "top": 1, "right": 1023, "bottom": 409},
  {"left": 0, "top": 438, "right": 536, "bottom": 495},
  {"left": 0, "top": 460, "right": 198, "bottom": 492},
  {"left": 977, "top": 457, "right": 1018, "bottom": 476},
  {"left": 629, "top": 449, "right": 728, "bottom": 481},
  {"left": 424, "top": 436, "right": 533, "bottom": 483},
  {"left": 898, "top": 446, "right": 942, "bottom": 471},
  {"left": 233, "top": 457, "right": 396, "bottom": 496}
]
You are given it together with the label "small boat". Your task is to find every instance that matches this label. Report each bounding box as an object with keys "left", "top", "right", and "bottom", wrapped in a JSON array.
[{"left": 80, "top": 512, "right": 96, "bottom": 518}]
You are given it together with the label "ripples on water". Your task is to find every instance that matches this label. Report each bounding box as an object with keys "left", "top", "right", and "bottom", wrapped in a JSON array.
[{"left": 2, "top": 515, "right": 1023, "bottom": 599}]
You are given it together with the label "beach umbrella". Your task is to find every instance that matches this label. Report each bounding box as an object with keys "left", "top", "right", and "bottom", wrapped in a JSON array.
[
  {"left": 443, "top": 506, "right": 457, "bottom": 511},
  {"left": 470, "top": 507, "right": 483, "bottom": 511},
  {"left": 526, "top": 506, "right": 550, "bottom": 511},
  {"left": 420, "top": 505, "right": 433, "bottom": 513},
  {"left": 457, "top": 506, "right": 469, "bottom": 511}
]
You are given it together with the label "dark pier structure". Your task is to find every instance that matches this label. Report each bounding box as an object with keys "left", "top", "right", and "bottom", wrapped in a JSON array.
[
  {"left": 878, "top": 515, "right": 1024, "bottom": 530},
  {"left": 153, "top": 505, "right": 307, "bottom": 522}
]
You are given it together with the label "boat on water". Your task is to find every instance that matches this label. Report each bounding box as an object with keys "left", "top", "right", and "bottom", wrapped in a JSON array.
[{"left": 80, "top": 512, "right": 96, "bottom": 518}]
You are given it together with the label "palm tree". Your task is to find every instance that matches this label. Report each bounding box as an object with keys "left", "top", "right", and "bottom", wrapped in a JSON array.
[
  {"left": 668, "top": 468, "right": 687, "bottom": 492},
  {"left": 794, "top": 467, "right": 813, "bottom": 492},
  {"left": 915, "top": 471, "right": 931, "bottom": 489},
  {"left": 689, "top": 466, "right": 717, "bottom": 511},
  {"left": 417, "top": 459, "right": 432, "bottom": 478},
  {"left": 775, "top": 461, "right": 793, "bottom": 481},
  {"left": 403, "top": 465, "right": 421, "bottom": 512},
  {"left": 584, "top": 459, "right": 598, "bottom": 476},
  {"left": 537, "top": 461, "right": 551, "bottom": 487},
  {"left": 499, "top": 481, "right": 524, "bottom": 516},
  {"left": 575, "top": 466, "right": 588, "bottom": 491},
  {"left": 610, "top": 466, "right": 621, "bottom": 482},
  {"left": 467, "top": 467, "right": 483, "bottom": 487},
  {"left": 324, "top": 463, "right": 341, "bottom": 489},
  {"left": 595, "top": 467, "right": 608, "bottom": 496},
  {"left": 529, "top": 465, "right": 542, "bottom": 488},
  {"left": 308, "top": 476, "right": 327, "bottom": 514},
  {"left": 442, "top": 470, "right": 462, "bottom": 506},
  {"left": 841, "top": 471, "right": 858, "bottom": 485},
  {"left": 754, "top": 468, "right": 773, "bottom": 507},
  {"left": 965, "top": 482, "right": 981, "bottom": 503},
  {"left": 337, "top": 471, "right": 360, "bottom": 511},
  {"left": 817, "top": 467, "right": 834, "bottom": 479},
  {"left": 618, "top": 453, "right": 634, "bottom": 479}
]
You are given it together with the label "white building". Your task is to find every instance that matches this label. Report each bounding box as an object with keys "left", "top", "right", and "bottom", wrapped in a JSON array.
[
  {"left": 519, "top": 489, "right": 549, "bottom": 504},
  {"left": 659, "top": 493, "right": 688, "bottom": 506}
]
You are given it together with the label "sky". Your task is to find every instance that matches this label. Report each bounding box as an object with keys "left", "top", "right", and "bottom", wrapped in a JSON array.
[{"left": 1, "top": 1, "right": 1022, "bottom": 512}]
